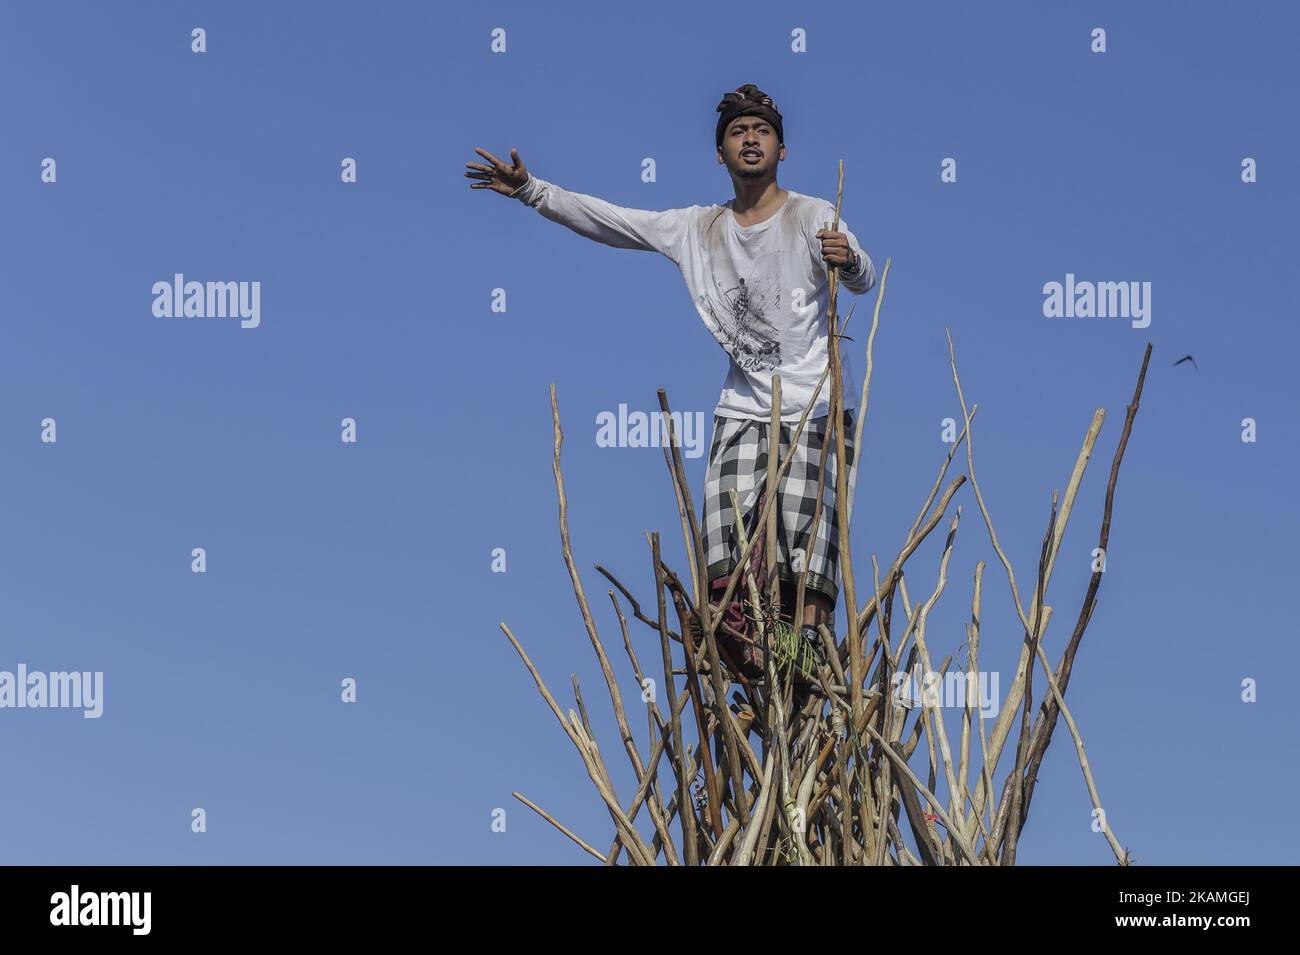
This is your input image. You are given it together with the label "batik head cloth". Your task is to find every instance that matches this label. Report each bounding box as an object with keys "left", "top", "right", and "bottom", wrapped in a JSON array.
[{"left": 715, "top": 84, "right": 784, "bottom": 150}]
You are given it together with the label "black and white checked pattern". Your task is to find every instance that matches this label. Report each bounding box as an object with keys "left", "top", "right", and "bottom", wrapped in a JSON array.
[{"left": 701, "top": 409, "right": 856, "bottom": 605}]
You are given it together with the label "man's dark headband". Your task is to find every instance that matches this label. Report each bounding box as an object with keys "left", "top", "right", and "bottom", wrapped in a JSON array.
[{"left": 715, "top": 88, "right": 784, "bottom": 149}]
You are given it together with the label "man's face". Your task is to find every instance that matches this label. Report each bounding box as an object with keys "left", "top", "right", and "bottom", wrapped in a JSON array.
[{"left": 717, "top": 115, "right": 784, "bottom": 179}]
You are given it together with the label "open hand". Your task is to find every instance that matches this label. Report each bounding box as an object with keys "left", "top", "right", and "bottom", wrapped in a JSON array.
[{"left": 465, "top": 147, "right": 529, "bottom": 196}]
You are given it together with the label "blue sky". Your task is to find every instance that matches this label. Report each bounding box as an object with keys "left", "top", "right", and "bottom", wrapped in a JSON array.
[{"left": 1, "top": 0, "right": 1296, "bottom": 865}]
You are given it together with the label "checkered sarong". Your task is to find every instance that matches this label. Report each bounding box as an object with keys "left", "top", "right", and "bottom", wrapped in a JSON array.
[{"left": 701, "top": 409, "right": 856, "bottom": 605}]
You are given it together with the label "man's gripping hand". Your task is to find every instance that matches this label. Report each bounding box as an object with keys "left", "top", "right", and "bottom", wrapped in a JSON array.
[
  {"left": 465, "top": 147, "right": 530, "bottom": 196},
  {"left": 815, "top": 225, "right": 861, "bottom": 275}
]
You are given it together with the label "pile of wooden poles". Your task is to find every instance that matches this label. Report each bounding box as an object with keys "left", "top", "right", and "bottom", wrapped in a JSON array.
[{"left": 501, "top": 166, "right": 1145, "bottom": 866}]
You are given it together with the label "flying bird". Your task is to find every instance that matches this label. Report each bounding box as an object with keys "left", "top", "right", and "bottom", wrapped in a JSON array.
[{"left": 1173, "top": 355, "right": 1199, "bottom": 372}]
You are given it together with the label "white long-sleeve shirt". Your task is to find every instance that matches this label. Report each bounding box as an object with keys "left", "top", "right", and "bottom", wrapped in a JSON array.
[{"left": 510, "top": 174, "right": 876, "bottom": 422}]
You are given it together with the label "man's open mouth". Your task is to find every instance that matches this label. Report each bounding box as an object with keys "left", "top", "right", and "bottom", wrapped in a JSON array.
[{"left": 742, "top": 150, "right": 762, "bottom": 161}]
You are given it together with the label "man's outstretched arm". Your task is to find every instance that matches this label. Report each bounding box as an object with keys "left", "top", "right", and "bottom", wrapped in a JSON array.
[{"left": 466, "top": 146, "right": 692, "bottom": 261}]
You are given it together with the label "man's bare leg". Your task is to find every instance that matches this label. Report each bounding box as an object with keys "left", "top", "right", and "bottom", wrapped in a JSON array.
[
  {"left": 802, "top": 591, "right": 834, "bottom": 630},
  {"left": 704, "top": 591, "right": 832, "bottom": 629},
  {"left": 700, "top": 577, "right": 835, "bottom": 676}
]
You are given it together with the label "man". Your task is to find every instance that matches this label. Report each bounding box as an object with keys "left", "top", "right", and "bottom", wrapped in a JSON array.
[{"left": 466, "top": 83, "right": 875, "bottom": 678}]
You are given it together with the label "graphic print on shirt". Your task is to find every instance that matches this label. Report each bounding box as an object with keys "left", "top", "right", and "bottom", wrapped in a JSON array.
[{"left": 696, "top": 248, "right": 785, "bottom": 373}]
